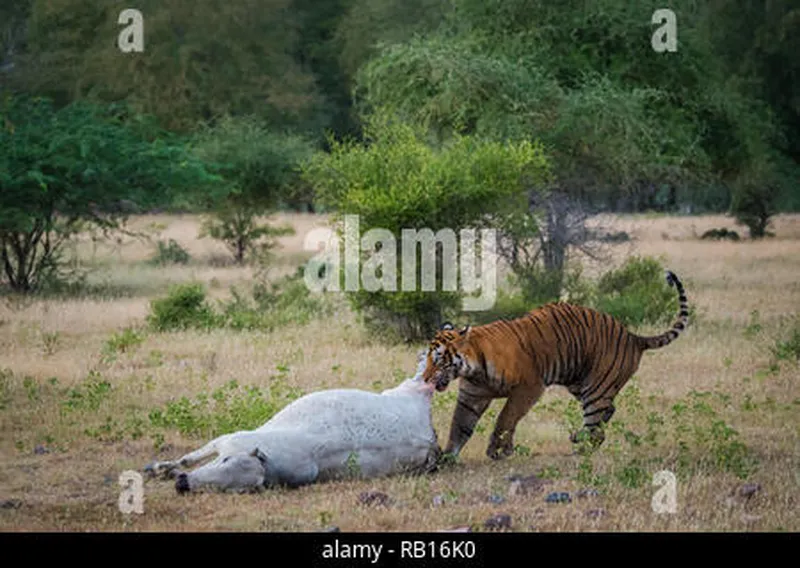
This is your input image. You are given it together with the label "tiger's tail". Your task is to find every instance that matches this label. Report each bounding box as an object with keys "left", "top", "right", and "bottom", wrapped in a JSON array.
[{"left": 636, "top": 270, "right": 689, "bottom": 351}]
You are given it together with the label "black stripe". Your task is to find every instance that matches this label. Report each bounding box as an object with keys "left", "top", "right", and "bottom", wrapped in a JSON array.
[
  {"left": 583, "top": 404, "right": 611, "bottom": 418},
  {"left": 581, "top": 332, "right": 626, "bottom": 401},
  {"left": 457, "top": 398, "right": 481, "bottom": 419},
  {"left": 679, "top": 310, "right": 689, "bottom": 317},
  {"left": 583, "top": 373, "right": 622, "bottom": 410}
]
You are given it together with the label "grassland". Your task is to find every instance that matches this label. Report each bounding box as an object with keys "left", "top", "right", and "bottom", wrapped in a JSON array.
[{"left": 0, "top": 213, "right": 798, "bottom": 531}]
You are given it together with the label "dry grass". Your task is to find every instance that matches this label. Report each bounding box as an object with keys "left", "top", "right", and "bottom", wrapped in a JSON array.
[{"left": 0, "top": 213, "right": 798, "bottom": 532}]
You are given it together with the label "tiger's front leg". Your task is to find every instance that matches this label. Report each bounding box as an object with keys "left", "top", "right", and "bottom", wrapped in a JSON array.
[
  {"left": 443, "top": 384, "right": 492, "bottom": 458},
  {"left": 487, "top": 382, "right": 545, "bottom": 460}
]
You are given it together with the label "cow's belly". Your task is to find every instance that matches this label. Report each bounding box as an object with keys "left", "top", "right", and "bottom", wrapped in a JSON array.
[{"left": 315, "top": 443, "right": 431, "bottom": 481}]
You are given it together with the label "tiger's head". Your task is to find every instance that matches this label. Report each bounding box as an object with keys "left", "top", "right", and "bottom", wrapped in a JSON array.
[{"left": 422, "top": 322, "right": 472, "bottom": 392}]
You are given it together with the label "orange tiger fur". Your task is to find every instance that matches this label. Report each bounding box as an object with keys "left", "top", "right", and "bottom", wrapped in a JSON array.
[{"left": 422, "top": 270, "right": 689, "bottom": 459}]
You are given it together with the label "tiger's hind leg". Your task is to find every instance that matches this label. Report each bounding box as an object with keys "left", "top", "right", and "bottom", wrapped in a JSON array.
[
  {"left": 568, "top": 335, "right": 644, "bottom": 451},
  {"left": 567, "top": 378, "right": 626, "bottom": 452}
]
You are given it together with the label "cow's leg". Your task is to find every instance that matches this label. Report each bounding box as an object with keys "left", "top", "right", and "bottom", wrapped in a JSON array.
[{"left": 144, "top": 434, "right": 232, "bottom": 479}]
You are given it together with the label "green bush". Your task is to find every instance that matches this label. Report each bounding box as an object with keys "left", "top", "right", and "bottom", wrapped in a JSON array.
[
  {"left": 594, "top": 256, "right": 678, "bottom": 327},
  {"left": 101, "top": 327, "right": 146, "bottom": 363},
  {"left": 302, "top": 112, "right": 551, "bottom": 340},
  {"left": 147, "top": 283, "right": 219, "bottom": 332},
  {"left": 772, "top": 319, "right": 800, "bottom": 362},
  {"left": 220, "top": 270, "right": 329, "bottom": 331},
  {"left": 700, "top": 228, "right": 740, "bottom": 241},
  {"left": 148, "top": 239, "right": 191, "bottom": 265}
]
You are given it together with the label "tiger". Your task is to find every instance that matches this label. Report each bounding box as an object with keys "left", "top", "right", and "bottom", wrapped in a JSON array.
[{"left": 422, "top": 270, "right": 689, "bottom": 460}]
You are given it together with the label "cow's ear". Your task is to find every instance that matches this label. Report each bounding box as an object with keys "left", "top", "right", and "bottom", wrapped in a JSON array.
[
  {"left": 250, "top": 448, "right": 268, "bottom": 467},
  {"left": 459, "top": 325, "right": 470, "bottom": 336},
  {"left": 440, "top": 322, "right": 454, "bottom": 331}
]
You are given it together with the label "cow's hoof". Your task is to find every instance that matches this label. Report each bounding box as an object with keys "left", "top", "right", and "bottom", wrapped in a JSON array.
[{"left": 175, "top": 473, "right": 190, "bottom": 494}]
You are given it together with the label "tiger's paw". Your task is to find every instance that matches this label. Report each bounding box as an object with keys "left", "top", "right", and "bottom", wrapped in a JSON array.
[
  {"left": 486, "top": 443, "right": 514, "bottom": 461},
  {"left": 570, "top": 428, "right": 605, "bottom": 454}
]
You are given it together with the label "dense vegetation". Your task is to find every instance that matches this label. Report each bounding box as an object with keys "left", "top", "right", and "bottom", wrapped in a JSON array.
[{"left": 2, "top": 1, "right": 798, "bottom": 330}]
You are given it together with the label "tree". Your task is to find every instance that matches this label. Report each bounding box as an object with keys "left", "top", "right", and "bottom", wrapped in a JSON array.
[
  {"left": 192, "top": 115, "right": 313, "bottom": 264},
  {"left": 302, "top": 112, "right": 550, "bottom": 340},
  {"left": 12, "top": 0, "right": 326, "bottom": 133},
  {"left": 0, "top": 95, "right": 217, "bottom": 292}
]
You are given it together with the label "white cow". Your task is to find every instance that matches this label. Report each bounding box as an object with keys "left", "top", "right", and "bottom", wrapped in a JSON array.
[{"left": 143, "top": 357, "right": 440, "bottom": 493}]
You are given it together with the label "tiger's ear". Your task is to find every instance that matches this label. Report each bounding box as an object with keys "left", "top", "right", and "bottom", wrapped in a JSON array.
[
  {"left": 440, "top": 322, "right": 454, "bottom": 331},
  {"left": 459, "top": 325, "right": 470, "bottom": 336}
]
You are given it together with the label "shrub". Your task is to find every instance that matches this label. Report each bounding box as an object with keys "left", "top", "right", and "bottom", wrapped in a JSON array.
[
  {"left": 700, "top": 228, "right": 740, "bottom": 241},
  {"left": 302, "top": 112, "right": 550, "bottom": 341},
  {"left": 220, "top": 270, "right": 329, "bottom": 331},
  {"left": 772, "top": 319, "right": 800, "bottom": 362},
  {"left": 101, "top": 327, "right": 146, "bottom": 363},
  {"left": 594, "top": 256, "right": 678, "bottom": 327},
  {"left": 199, "top": 211, "right": 294, "bottom": 266},
  {"left": 148, "top": 239, "right": 191, "bottom": 265},
  {"left": 147, "top": 283, "right": 219, "bottom": 332}
]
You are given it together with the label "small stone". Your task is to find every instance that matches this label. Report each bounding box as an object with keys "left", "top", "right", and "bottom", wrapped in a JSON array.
[
  {"left": 507, "top": 474, "right": 550, "bottom": 497},
  {"left": 737, "top": 483, "right": 761, "bottom": 500},
  {"left": 487, "top": 494, "right": 505, "bottom": 505},
  {"left": 358, "top": 491, "right": 392, "bottom": 507},
  {"left": 33, "top": 445, "right": 49, "bottom": 455},
  {"left": 103, "top": 475, "right": 114, "bottom": 486},
  {"left": 545, "top": 491, "right": 572, "bottom": 504},
  {"left": 586, "top": 508, "right": 607, "bottom": 519},
  {"left": 322, "top": 526, "right": 340, "bottom": 533},
  {"left": 576, "top": 488, "right": 600, "bottom": 499},
  {"left": 0, "top": 499, "right": 22, "bottom": 509},
  {"left": 432, "top": 494, "right": 445, "bottom": 507},
  {"left": 438, "top": 526, "right": 472, "bottom": 533},
  {"left": 483, "top": 513, "right": 512, "bottom": 531}
]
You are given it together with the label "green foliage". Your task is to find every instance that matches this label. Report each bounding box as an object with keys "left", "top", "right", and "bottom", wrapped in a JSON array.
[
  {"left": 219, "top": 271, "right": 330, "bottom": 332},
  {"left": 594, "top": 256, "right": 678, "bottom": 328},
  {"left": 772, "top": 319, "right": 800, "bottom": 362},
  {"left": 192, "top": 115, "right": 315, "bottom": 210},
  {"left": 102, "top": 327, "right": 145, "bottom": 363},
  {"left": 743, "top": 310, "right": 763, "bottom": 339},
  {"left": 147, "top": 271, "right": 329, "bottom": 334},
  {"left": 148, "top": 375, "right": 303, "bottom": 439},
  {"left": 40, "top": 330, "right": 61, "bottom": 356},
  {"left": 148, "top": 239, "right": 191, "bottom": 266},
  {"left": 0, "top": 95, "right": 217, "bottom": 292},
  {"left": 0, "top": 368, "right": 11, "bottom": 410},
  {"left": 18, "top": 0, "right": 327, "bottom": 133},
  {"left": 61, "top": 371, "right": 112, "bottom": 413},
  {"left": 199, "top": 211, "right": 294, "bottom": 265},
  {"left": 147, "top": 283, "right": 219, "bottom": 332},
  {"left": 302, "top": 113, "right": 550, "bottom": 340},
  {"left": 730, "top": 170, "right": 781, "bottom": 239},
  {"left": 192, "top": 115, "right": 310, "bottom": 263},
  {"left": 669, "top": 390, "right": 759, "bottom": 480}
]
